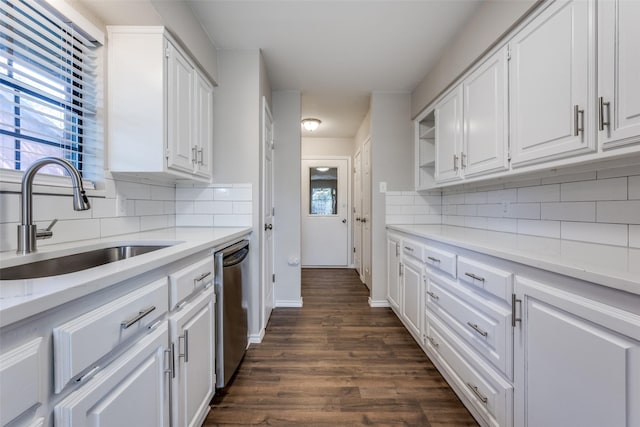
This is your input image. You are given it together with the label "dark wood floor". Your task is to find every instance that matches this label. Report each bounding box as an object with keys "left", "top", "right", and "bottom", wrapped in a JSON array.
[{"left": 205, "top": 268, "right": 477, "bottom": 426}]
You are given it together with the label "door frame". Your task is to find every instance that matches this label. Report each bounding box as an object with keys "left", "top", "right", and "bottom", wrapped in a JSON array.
[
  {"left": 301, "top": 155, "right": 352, "bottom": 268},
  {"left": 261, "top": 96, "right": 274, "bottom": 331}
]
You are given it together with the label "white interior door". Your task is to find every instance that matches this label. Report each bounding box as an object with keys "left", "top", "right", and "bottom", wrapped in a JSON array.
[
  {"left": 301, "top": 158, "right": 350, "bottom": 266},
  {"left": 262, "top": 97, "right": 274, "bottom": 327},
  {"left": 361, "top": 138, "right": 371, "bottom": 289},
  {"left": 353, "top": 150, "right": 362, "bottom": 278}
]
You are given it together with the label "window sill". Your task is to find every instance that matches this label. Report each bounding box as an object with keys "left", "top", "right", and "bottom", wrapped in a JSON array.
[{"left": 0, "top": 169, "right": 104, "bottom": 198}]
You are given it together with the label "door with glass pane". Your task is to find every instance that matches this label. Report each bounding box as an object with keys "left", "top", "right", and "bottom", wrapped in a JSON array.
[{"left": 301, "top": 158, "right": 350, "bottom": 266}]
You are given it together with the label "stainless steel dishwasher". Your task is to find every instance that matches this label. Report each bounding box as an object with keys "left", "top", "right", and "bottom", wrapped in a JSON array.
[{"left": 214, "top": 240, "right": 249, "bottom": 388}]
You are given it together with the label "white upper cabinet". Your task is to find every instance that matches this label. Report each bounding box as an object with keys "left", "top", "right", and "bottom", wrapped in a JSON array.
[
  {"left": 598, "top": 0, "right": 640, "bottom": 149},
  {"left": 108, "top": 27, "right": 213, "bottom": 181},
  {"left": 435, "top": 86, "right": 464, "bottom": 183},
  {"left": 462, "top": 46, "right": 509, "bottom": 177},
  {"left": 509, "top": 0, "right": 595, "bottom": 167}
]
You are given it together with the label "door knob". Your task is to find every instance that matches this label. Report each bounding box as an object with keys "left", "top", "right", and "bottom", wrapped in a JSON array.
[
  {"left": 264, "top": 223, "right": 273, "bottom": 231},
  {"left": 342, "top": 219, "right": 347, "bottom": 224},
  {"left": 268, "top": 224, "right": 273, "bottom": 230},
  {"left": 361, "top": 218, "right": 367, "bottom": 223},
  {"left": 355, "top": 217, "right": 361, "bottom": 222}
]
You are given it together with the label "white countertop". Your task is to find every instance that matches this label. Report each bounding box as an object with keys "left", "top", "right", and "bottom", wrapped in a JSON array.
[
  {"left": 0, "top": 227, "right": 251, "bottom": 327},
  {"left": 387, "top": 224, "right": 640, "bottom": 296}
]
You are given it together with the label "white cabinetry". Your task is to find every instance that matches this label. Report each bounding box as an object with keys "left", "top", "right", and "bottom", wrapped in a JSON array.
[
  {"left": 386, "top": 234, "right": 401, "bottom": 313},
  {"left": 169, "top": 287, "right": 216, "bottom": 427},
  {"left": 55, "top": 324, "right": 170, "bottom": 427},
  {"left": 0, "top": 338, "right": 46, "bottom": 426},
  {"left": 401, "top": 255, "right": 424, "bottom": 340},
  {"left": 415, "top": 110, "right": 436, "bottom": 190},
  {"left": 435, "top": 86, "right": 464, "bottom": 183},
  {"left": 108, "top": 26, "right": 213, "bottom": 181},
  {"left": 598, "top": 0, "right": 640, "bottom": 150},
  {"left": 509, "top": 0, "right": 595, "bottom": 166},
  {"left": 514, "top": 276, "right": 640, "bottom": 427}
]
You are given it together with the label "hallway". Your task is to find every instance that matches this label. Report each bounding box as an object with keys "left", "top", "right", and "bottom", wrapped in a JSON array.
[{"left": 205, "top": 268, "right": 477, "bottom": 426}]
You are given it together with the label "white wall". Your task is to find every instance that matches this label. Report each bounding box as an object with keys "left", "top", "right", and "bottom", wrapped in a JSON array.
[
  {"left": 369, "top": 92, "right": 414, "bottom": 304},
  {"left": 411, "top": 0, "right": 538, "bottom": 116},
  {"left": 302, "top": 138, "right": 354, "bottom": 158},
  {"left": 273, "top": 91, "right": 302, "bottom": 306}
]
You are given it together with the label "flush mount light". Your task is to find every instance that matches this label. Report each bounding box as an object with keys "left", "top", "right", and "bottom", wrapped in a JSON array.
[
  {"left": 316, "top": 167, "right": 330, "bottom": 172},
  {"left": 301, "top": 118, "right": 321, "bottom": 132}
]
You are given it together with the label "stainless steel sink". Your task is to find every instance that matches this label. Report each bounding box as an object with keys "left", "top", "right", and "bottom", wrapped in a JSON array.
[{"left": 0, "top": 245, "right": 172, "bottom": 280}]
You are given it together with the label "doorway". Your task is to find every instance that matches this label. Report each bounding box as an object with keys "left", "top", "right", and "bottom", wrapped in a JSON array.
[{"left": 301, "top": 157, "right": 351, "bottom": 267}]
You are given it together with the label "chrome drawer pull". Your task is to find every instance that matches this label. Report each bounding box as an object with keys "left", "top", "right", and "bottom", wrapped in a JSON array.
[
  {"left": 599, "top": 97, "right": 610, "bottom": 131},
  {"left": 121, "top": 305, "right": 156, "bottom": 329},
  {"left": 426, "top": 291, "right": 439, "bottom": 301},
  {"left": 404, "top": 246, "right": 414, "bottom": 252},
  {"left": 179, "top": 330, "right": 189, "bottom": 363},
  {"left": 467, "top": 322, "right": 488, "bottom": 337},
  {"left": 466, "top": 382, "right": 488, "bottom": 404},
  {"left": 75, "top": 365, "right": 100, "bottom": 384},
  {"left": 464, "top": 272, "right": 485, "bottom": 282},
  {"left": 427, "top": 336, "right": 439, "bottom": 349},
  {"left": 427, "top": 256, "right": 440, "bottom": 263},
  {"left": 194, "top": 271, "right": 212, "bottom": 284}
]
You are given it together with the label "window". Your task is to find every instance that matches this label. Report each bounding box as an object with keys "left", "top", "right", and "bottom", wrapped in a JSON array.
[
  {"left": 309, "top": 167, "right": 338, "bottom": 215},
  {"left": 0, "top": 0, "right": 99, "bottom": 179}
]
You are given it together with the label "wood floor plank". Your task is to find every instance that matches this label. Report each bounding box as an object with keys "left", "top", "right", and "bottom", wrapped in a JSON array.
[{"left": 205, "top": 268, "right": 477, "bottom": 426}]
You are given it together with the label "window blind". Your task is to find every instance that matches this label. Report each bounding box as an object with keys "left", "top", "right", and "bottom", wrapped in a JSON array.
[{"left": 0, "top": 0, "right": 100, "bottom": 179}]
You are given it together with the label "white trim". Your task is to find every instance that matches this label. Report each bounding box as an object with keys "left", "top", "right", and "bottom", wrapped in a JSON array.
[
  {"left": 248, "top": 329, "right": 265, "bottom": 344},
  {"left": 368, "top": 298, "right": 390, "bottom": 308},
  {"left": 41, "top": 0, "right": 105, "bottom": 44},
  {"left": 275, "top": 299, "right": 303, "bottom": 308}
]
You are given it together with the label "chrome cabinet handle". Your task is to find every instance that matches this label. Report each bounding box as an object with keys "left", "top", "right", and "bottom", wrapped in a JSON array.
[
  {"left": 194, "top": 271, "right": 211, "bottom": 285},
  {"left": 171, "top": 343, "right": 176, "bottom": 378},
  {"left": 192, "top": 146, "right": 198, "bottom": 164},
  {"left": 574, "top": 105, "right": 584, "bottom": 137},
  {"left": 395, "top": 243, "right": 399, "bottom": 257},
  {"left": 467, "top": 322, "right": 488, "bottom": 337},
  {"left": 427, "top": 256, "right": 440, "bottom": 263},
  {"left": 121, "top": 306, "right": 156, "bottom": 329},
  {"left": 426, "top": 291, "right": 439, "bottom": 301},
  {"left": 599, "top": 97, "right": 610, "bottom": 131},
  {"left": 427, "top": 336, "right": 439, "bottom": 349},
  {"left": 512, "top": 293, "right": 523, "bottom": 327},
  {"left": 466, "top": 382, "right": 488, "bottom": 404},
  {"left": 453, "top": 154, "right": 459, "bottom": 171},
  {"left": 399, "top": 263, "right": 403, "bottom": 277},
  {"left": 465, "top": 272, "right": 485, "bottom": 282},
  {"left": 461, "top": 152, "right": 466, "bottom": 169},
  {"left": 404, "top": 246, "right": 414, "bottom": 252},
  {"left": 75, "top": 365, "right": 100, "bottom": 384},
  {"left": 179, "top": 331, "right": 189, "bottom": 363},
  {"left": 198, "top": 148, "right": 204, "bottom": 165}
]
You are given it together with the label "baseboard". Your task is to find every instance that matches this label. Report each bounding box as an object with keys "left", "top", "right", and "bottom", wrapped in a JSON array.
[
  {"left": 368, "top": 298, "right": 390, "bottom": 308},
  {"left": 275, "top": 298, "right": 303, "bottom": 308},
  {"left": 248, "top": 329, "right": 265, "bottom": 344}
]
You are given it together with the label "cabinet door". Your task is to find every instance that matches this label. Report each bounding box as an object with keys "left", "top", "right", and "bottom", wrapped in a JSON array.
[
  {"left": 54, "top": 324, "right": 170, "bottom": 427},
  {"left": 194, "top": 71, "right": 213, "bottom": 178},
  {"left": 387, "top": 236, "right": 401, "bottom": 312},
  {"left": 509, "top": 0, "right": 595, "bottom": 166},
  {"left": 166, "top": 39, "right": 195, "bottom": 174},
  {"left": 435, "top": 86, "right": 463, "bottom": 183},
  {"left": 514, "top": 276, "right": 640, "bottom": 427},
  {"left": 463, "top": 47, "right": 509, "bottom": 177},
  {"left": 401, "top": 257, "right": 423, "bottom": 339},
  {"left": 170, "top": 287, "right": 216, "bottom": 427},
  {"left": 598, "top": 0, "right": 640, "bottom": 149}
]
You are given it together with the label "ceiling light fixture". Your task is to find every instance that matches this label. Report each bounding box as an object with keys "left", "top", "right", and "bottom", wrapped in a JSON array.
[
  {"left": 301, "top": 118, "right": 321, "bottom": 132},
  {"left": 316, "top": 167, "right": 329, "bottom": 172}
]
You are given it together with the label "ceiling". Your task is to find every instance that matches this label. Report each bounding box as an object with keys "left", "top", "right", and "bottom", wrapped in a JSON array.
[
  {"left": 79, "top": 0, "right": 482, "bottom": 138},
  {"left": 187, "top": 0, "right": 482, "bottom": 138}
]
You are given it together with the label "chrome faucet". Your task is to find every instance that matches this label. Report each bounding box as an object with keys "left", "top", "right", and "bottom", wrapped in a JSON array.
[{"left": 17, "top": 157, "right": 91, "bottom": 254}]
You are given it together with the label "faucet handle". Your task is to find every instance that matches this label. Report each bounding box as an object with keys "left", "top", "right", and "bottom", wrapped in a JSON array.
[{"left": 37, "top": 218, "right": 58, "bottom": 240}]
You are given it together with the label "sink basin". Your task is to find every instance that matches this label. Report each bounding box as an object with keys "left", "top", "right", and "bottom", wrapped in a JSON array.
[{"left": 0, "top": 245, "right": 172, "bottom": 280}]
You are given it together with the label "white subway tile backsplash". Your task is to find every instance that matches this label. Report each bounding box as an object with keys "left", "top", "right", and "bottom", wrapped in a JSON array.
[
  {"left": 561, "top": 222, "right": 628, "bottom": 246},
  {"left": 517, "top": 184, "right": 560, "bottom": 203},
  {"left": 457, "top": 204, "right": 477, "bottom": 216},
  {"left": 517, "top": 219, "right": 560, "bottom": 238},
  {"left": 90, "top": 198, "right": 117, "bottom": 218},
  {"left": 629, "top": 175, "right": 640, "bottom": 200},
  {"left": 164, "top": 201, "right": 176, "bottom": 215},
  {"left": 630, "top": 226, "right": 640, "bottom": 248},
  {"left": 386, "top": 195, "right": 414, "bottom": 205},
  {"left": 465, "top": 216, "right": 487, "bottom": 230},
  {"left": 135, "top": 200, "right": 164, "bottom": 217},
  {"left": 541, "top": 202, "right": 596, "bottom": 222},
  {"left": 597, "top": 201, "right": 640, "bottom": 224},
  {"left": 176, "top": 214, "right": 214, "bottom": 227},
  {"left": 477, "top": 204, "right": 503, "bottom": 217},
  {"left": 486, "top": 218, "right": 517, "bottom": 233},
  {"left": 486, "top": 188, "right": 517, "bottom": 203},
  {"left": 176, "top": 187, "right": 214, "bottom": 201},
  {"left": 150, "top": 185, "right": 175, "bottom": 201},
  {"left": 0, "top": 222, "right": 16, "bottom": 251},
  {"left": 115, "top": 180, "right": 152, "bottom": 200},
  {"left": 540, "top": 171, "right": 597, "bottom": 185},
  {"left": 214, "top": 214, "right": 252, "bottom": 227},
  {"left": 232, "top": 201, "right": 252, "bottom": 215},
  {"left": 385, "top": 215, "right": 414, "bottom": 225},
  {"left": 100, "top": 217, "right": 140, "bottom": 237},
  {"left": 175, "top": 201, "right": 194, "bottom": 215},
  {"left": 140, "top": 215, "right": 171, "bottom": 232},
  {"left": 415, "top": 194, "right": 442, "bottom": 205},
  {"left": 413, "top": 214, "right": 441, "bottom": 224},
  {"left": 465, "top": 191, "right": 487, "bottom": 204},
  {"left": 0, "top": 193, "right": 20, "bottom": 223},
  {"left": 443, "top": 193, "right": 465, "bottom": 205},
  {"left": 506, "top": 203, "right": 541, "bottom": 220},
  {"left": 32, "top": 194, "right": 93, "bottom": 222},
  {"left": 561, "top": 177, "right": 627, "bottom": 202},
  {"left": 597, "top": 165, "right": 640, "bottom": 179},
  {"left": 443, "top": 215, "right": 465, "bottom": 227},
  {"left": 39, "top": 219, "right": 101, "bottom": 247}
]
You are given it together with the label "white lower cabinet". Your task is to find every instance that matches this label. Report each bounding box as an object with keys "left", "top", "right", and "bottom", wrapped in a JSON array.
[
  {"left": 401, "top": 255, "right": 424, "bottom": 341},
  {"left": 514, "top": 276, "right": 640, "bottom": 427},
  {"left": 169, "top": 286, "right": 216, "bottom": 427},
  {"left": 54, "top": 323, "right": 170, "bottom": 427},
  {"left": 386, "top": 234, "right": 401, "bottom": 313}
]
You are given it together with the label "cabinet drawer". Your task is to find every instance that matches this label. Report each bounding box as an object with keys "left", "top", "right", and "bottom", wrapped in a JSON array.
[
  {"left": 425, "top": 312, "right": 513, "bottom": 427},
  {"left": 169, "top": 256, "right": 214, "bottom": 309},
  {"left": 458, "top": 256, "right": 512, "bottom": 302},
  {"left": 423, "top": 246, "right": 457, "bottom": 278},
  {"left": 0, "top": 338, "right": 46, "bottom": 426},
  {"left": 426, "top": 276, "right": 512, "bottom": 379},
  {"left": 53, "top": 278, "right": 168, "bottom": 393},
  {"left": 401, "top": 239, "right": 423, "bottom": 261}
]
